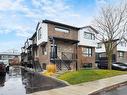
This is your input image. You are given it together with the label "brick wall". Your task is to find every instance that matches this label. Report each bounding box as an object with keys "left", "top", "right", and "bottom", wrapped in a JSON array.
[
  {"left": 48, "top": 24, "right": 78, "bottom": 40},
  {"left": 78, "top": 46, "right": 95, "bottom": 68}
]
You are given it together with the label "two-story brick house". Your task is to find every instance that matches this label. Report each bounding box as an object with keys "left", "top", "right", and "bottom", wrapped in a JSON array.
[{"left": 36, "top": 20, "right": 79, "bottom": 70}]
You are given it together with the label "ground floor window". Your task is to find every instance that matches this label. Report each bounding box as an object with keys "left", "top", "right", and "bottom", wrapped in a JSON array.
[
  {"left": 82, "top": 47, "right": 92, "bottom": 57},
  {"left": 42, "top": 63, "right": 46, "bottom": 70},
  {"left": 118, "top": 51, "right": 124, "bottom": 58},
  {"left": 41, "top": 46, "right": 47, "bottom": 55}
]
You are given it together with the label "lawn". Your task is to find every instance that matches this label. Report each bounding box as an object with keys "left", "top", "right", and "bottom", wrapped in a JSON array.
[{"left": 57, "top": 69, "right": 127, "bottom": 85}]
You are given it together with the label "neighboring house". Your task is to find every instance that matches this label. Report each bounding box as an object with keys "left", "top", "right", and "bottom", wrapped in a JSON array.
[
  {"left": 0, "top": 52, "right": 20, "bottom": 65},
  {"left": 29, "top": 32, "right": 38, "bottom": 61},
  {"left": 78, "top": 26, "right": 98, "bottom": 68},
  {"left": 96, "top": 40, "right": 127, "bottom": 63},
  {"left": 21, "top": 39, "right": 30, "bottom": 66},
  {"left": 21, "top": 20, "right": 98, "bottom": 70}
]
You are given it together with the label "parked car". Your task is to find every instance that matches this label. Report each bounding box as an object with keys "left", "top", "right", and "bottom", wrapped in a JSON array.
[
  {"left": 112, "top": 62, "right": 127, "bottom": 71},
  {"left": 0, "top": 62, "right": 6, "bottom": 75},
  {"left": 98, "top": 62, "right": 127, "bottom": 71}
]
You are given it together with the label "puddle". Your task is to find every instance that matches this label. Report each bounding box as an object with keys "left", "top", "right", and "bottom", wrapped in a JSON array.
[{"left": 0, "top": 66, "right": 67, "bottom": 95}]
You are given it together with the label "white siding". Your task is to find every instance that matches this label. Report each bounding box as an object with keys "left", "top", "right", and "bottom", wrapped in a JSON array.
[
  {"left": 95, "top": 44, "right": 106, "bottom": 53},
  {"left": 117, "top": 44, "right": 127, "bottom": 51},
  {"left": 28, "top": 40, "right": 32, "bottom": 46},
  {"left": 95, "top": 41, "right": 127, "bottom": 53},
  {"left": 78, "top": 28, "right": 97, "bottom": 47},
  {"left": 37, "top": 23, "right": 48, "bottom": 45}
]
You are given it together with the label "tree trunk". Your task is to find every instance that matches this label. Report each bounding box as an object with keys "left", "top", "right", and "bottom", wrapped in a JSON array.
[{"left": 107, "top": 53, "right": 112, "bottom": 70}]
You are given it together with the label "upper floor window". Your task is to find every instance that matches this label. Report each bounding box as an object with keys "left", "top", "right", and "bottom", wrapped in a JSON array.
[
  {"left": 38, "top": 28, "right": 42, "bottom": 40},
  {"left": 84, "top": 32, "right": 95, "bottom": 40},
  {"left": 97, "top": 43, "right": 102, "bottom": 48},
  {"left": 2, "top": 55, "right": 8, "bottom": 60},
  {"left": 120, "top": 42, "right": 126, "bottom": 47},
  {"left": 55, "top": 27, "right": 69, "bottom": 33},
  {"left": 82, "top": 47, "right": 92, "bottom": 57}
]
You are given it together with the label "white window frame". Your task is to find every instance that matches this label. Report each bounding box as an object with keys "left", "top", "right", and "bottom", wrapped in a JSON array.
[
  {"left": 118, "top": 51, "right": 124, "bottom": 58},
  {"left": 55, "top": 27, "right": 69, "bottom": 33},
  {"left": 82, "top": 47, "right": 92, "bottom": 57},
  {"left": 84, "top": 31, "right": 95, "bottom": 40}
]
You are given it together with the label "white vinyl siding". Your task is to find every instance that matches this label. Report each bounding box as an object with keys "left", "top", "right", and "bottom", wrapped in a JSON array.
[
  {"left": 38, "top": 28, "right": 42, "bottom": 40},
  {"left": 37, "top": 23, "right": 48, "bottom": 45}
]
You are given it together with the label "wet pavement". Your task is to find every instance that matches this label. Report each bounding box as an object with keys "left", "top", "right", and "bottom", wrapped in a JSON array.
[
  {"left": 32, "top": 74, "right": 127, "bottom": 95},
  {"left": 0, "top": 66, "right": 67, "bottom": 95},
  {"left": 0, "top": 67, "right": 26, "bottom": 95}
]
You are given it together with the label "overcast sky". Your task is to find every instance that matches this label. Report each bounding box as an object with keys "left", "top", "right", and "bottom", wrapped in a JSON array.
[{"left": 0, "top": 0, "right": 120, "bottom": 52}]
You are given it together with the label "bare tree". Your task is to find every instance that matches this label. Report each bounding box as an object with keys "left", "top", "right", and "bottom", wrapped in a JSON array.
[{"left": 93, "top": 2, "right": 127, "bottom": 69}]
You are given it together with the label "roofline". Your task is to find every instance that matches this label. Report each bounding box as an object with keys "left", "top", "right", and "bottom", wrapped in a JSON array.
[
  {"left": 42, "top": 19, "right": 80, "bottom": 30},
  {"left": 0, "top": 52, "right": 20, "bottom": 56},
  {"left": 36, "top": 22, "right": 40, "bottom": 31},
  {"left": 80, "top": 26, "right": 99, "bottom": 34},
  {"left": 29, "top": 32, "right": 37, "bottom": 40}
]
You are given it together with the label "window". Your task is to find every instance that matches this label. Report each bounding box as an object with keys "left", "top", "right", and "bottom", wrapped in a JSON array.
[
  {"left": 38, "top": 28, "right": 42, "bottom": 40},
  {"left": 84, "top": 32, "right": 95, "bottom": 40},
  {"left": 55, "top": 27, "right": 69, "bottom": 33},
  {"left": 42, "top": 46, "right": 47, "bottom": 55},
  {"left": 2, "top": 55, "right": 8, "bottom": 60},
  {"left": 57, "top": 45, "right": 61, "bottom": 52},
  {"left": 8, "top": 55, "right": 14, "bottom": 59},
  {"left": 35, "top": 49, "right": 38, "bottom": 56},
  {"left": 97, "top": 43, "right": 102, "bottom": 48},
  {"left": 99, "top": 53, "right": 106, "bottom": 58},
  {"left": 120, "top": 42, "right": 126, "bottom": 47},
  {"left": 118, "top": 51, "right": 124, "bottom": 58},
  {"left": 82, "top": 47, "right": 92, "bottom": 57}
]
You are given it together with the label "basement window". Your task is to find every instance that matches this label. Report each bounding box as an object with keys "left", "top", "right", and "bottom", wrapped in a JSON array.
[{"left": 55, "top": 27, "right": 69, "bottom": 33}]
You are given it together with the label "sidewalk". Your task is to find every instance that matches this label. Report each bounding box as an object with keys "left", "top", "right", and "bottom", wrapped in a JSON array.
[{"left": 31, "top": 74, "right": 127, "bottom": 95}]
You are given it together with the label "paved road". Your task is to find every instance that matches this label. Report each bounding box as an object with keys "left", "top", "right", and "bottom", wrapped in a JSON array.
[{"left": 99, "top": 85, "right": 127, "bottom": 95}]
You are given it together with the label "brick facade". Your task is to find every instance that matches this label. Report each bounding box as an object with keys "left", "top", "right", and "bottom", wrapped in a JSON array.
[{"left": 78, "top": 46, "right": 95, "bottom": 68}]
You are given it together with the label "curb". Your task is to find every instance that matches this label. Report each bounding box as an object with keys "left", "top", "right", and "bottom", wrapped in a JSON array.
[{"left": 90, "top": 81, "right": 127, "bottom": 95}]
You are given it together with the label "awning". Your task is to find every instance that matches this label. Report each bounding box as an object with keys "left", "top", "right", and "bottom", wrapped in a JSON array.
[{"left": 49, "top": 36, "right": 79, "bottom": 44}]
